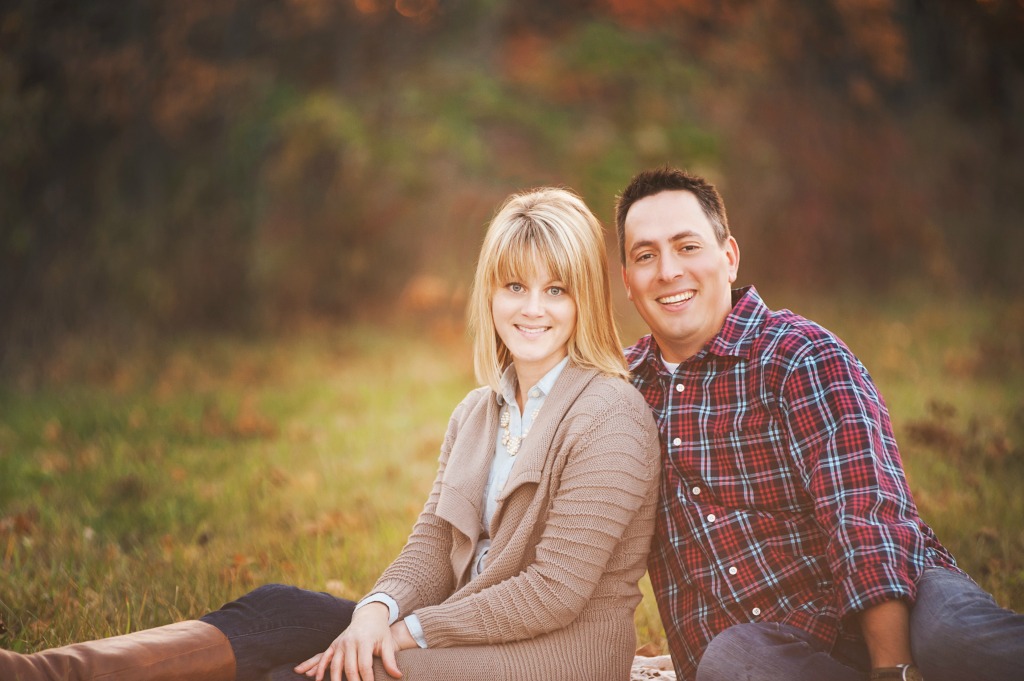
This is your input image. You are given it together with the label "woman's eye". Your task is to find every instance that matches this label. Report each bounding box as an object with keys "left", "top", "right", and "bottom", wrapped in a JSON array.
[
  {"left": 508, "top": 283, "right": 524, "bottom": 293},
  {"left": 547, "top": 287, "right": 565, "bottom": 296}
]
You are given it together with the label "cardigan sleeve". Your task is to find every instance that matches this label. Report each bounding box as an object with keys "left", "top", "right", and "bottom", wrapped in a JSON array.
[
  {"left": 366, "top": 393, "right": 477, "bottom": 613},
  {"left": 412, "top": 389, "right": 660, "bottom": 647}
]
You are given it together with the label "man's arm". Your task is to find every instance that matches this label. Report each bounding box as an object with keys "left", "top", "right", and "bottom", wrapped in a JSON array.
[
  {"left": 778, "top": 335, "right": 927, "bottom": 665},
  {"left": 861, "top": 600, "right": 913, "bottom": 668}
]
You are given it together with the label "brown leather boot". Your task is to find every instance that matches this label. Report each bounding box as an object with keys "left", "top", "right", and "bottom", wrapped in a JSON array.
[{"left": 0, "top": 620, "right": 236, "bottom": 681}]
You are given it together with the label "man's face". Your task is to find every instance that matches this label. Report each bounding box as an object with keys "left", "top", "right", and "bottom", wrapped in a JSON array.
[{"left": 621, "top": 190, "right": 739, "bottom": 363}]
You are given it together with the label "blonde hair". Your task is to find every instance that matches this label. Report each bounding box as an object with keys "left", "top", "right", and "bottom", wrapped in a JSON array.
[{"left": 469, "top": 187, "right": 628, "bottom": 392}]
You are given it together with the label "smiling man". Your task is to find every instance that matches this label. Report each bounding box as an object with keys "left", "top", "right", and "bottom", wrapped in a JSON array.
[
  {"left": 619, "top": 186, "right": 738, "bottom": 363},
  {"left": 615, "top": 167, "right": 1024, "bottom": 681}
]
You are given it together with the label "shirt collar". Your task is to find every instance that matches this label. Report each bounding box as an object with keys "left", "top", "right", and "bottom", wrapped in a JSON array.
[
  {"left": 706, "top": 285, "right": 768, "bottom": 359},
  {"left": 496, "top": 355, "right": 570, "bottom": 407},
  {"left": 627, "top": 286, "right": 767, "bottom": 376}
]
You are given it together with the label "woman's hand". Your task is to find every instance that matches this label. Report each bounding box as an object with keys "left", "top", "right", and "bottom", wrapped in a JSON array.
[
  {"left": 293, "top": 602, "right": 403, "bottom": 681},
  {"left": 389, "top": 619, "right": 418, "bottom": 651}
]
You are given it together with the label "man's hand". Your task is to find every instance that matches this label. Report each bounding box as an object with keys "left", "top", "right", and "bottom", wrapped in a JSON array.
[{"left": 293, "top": 602, "right": 403, "bottom": 681}]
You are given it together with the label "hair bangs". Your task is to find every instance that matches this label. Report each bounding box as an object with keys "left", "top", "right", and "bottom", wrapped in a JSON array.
[
  {"left": 489, "top": 218, "right": 574, "bottom": 294},
  {"left": 471, "top": 186, "right": 628, "bottom": 393}
]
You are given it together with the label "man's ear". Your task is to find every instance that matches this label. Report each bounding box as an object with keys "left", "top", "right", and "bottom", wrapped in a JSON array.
[
  {"left": 725, "top": 237, "right": 740, "bottom": 284},
  {"left": 621, "top": 265, "right": 632, "bottom": 300}
]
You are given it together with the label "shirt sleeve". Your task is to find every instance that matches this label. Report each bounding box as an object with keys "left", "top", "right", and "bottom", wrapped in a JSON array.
[
  {"left": 779, "top": 337, "right": 927, "bottom": 618},
  {"left": 356, "top": 595, "right": 429, "bottom": 647},
  {"left": 354, "top": 592, "right": 399, "bottom": 624},
  {"left": 402, "top": 614, "right": 429, "bottom": 648}
]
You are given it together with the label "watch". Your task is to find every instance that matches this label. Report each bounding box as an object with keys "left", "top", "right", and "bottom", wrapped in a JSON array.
[{"left": 869, "top": 664, "right": 923, "bottom": 681}]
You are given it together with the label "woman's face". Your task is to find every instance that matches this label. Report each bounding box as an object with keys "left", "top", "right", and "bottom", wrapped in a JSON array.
[{"left": 491, "top": 261, "right": 577, "bottom": 382}]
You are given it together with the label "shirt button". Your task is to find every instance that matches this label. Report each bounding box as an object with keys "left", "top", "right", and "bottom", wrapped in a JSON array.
[
  {"left": 675, "top": 383, "right": 685, "bottom": 392},
  {"left": 691, "top": 486, "right": 701, "bottom": 495},
  {"left": 672, "top": 437, "right": 682, "bottom": 446},
  {"left": 728, "top": 566, "right": 738, "bottom": 575},
  {"left": 752, "top": 607, "right": 761, "bottom": 617},
  {"left": 530, "top": 389, "right": 540, "bottom": 398},
  {"left": 706, "top": 513, "right": 716, "bottom": 522}
]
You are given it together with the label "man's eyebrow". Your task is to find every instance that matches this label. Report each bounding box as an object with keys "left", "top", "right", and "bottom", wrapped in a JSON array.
[
  {"left": 628, "top": 238, "right": 656, "bottom": 255},
  {"left": 628, "top": 230, "right": 703, "bottom": 255},
  {"left": 668, "top": 230, "right": 702, "bottom": 242}
]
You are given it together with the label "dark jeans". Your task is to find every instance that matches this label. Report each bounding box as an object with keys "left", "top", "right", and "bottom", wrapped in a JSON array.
[
  {"left": 200, "top": 583, "right": 356, "bottom": 681},
  {"left": 696, "top": 567, "right": 1024, "bottom": 681}
]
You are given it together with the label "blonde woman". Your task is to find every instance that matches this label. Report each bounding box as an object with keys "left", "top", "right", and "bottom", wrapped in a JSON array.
[{"left": 2, "top": 188, "right": 660, "bottom": 681}]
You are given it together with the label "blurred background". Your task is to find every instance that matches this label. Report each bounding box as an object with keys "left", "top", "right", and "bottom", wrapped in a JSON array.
[
  {"left": 2, "top": 0, "right": 1023, "bottom": 365},
  {"left": 2, "top": 0, "right": 1024, "bottom": 653}
]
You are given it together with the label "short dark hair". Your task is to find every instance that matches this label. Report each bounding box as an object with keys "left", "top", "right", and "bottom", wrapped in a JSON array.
[{"left": 615, "top": 167, "right": 730, "bottom": 263}]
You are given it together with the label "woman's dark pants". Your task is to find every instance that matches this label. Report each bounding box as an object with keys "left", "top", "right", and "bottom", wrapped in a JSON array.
[{"left": 200, "top": 583, "right": 355, "bottom": 681}]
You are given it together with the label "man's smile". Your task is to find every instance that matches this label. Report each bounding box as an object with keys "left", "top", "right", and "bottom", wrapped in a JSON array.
[{"left": 656, "top": 291, "right": 695, "bottom": 305}]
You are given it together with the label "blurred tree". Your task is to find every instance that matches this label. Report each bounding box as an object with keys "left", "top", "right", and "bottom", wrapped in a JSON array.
[
  {"left": 592, "top": 0, "right": 1023, "bottom": 291},
  {"left": 0, "top": 0, "right": 1021, "bottom": 372}
]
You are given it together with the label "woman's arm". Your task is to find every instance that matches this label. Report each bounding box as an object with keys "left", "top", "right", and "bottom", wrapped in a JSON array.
[
  {"left": 413, "top": 394, "right": 659, "bottom": 647},
  {"left": 366, "top": 391, "right": 490, "bottom": 612}
]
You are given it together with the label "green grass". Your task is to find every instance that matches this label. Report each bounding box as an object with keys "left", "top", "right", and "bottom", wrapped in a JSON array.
[
  {"left": 0, "top": 323, "right": 476, "bottom": 650},
  {"left": 2, "top": 296, "right": 1022, "bottom": 655}
]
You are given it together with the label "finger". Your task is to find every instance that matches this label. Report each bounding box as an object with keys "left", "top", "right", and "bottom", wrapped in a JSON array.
[
  {"left": 358, "top": 642, "right": 376, "bottom": 681},
  {"left": 315, "top": 646, "right": 335, "bottom": 681},
  {"left": 381, "top": 641, "right": 403, "bottom": 679},
  {"left": 348, "top": 640, "right": 370, "bottom": 681},
  {"left": 335, "top": 640, "right": 353, "bottom": 681},
  {"left": 294, "top": 652, "right": 321, "bottom": 673}
]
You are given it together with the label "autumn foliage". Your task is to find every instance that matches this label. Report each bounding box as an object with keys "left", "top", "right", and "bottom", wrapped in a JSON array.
[{"left": 1, "top": 0, "right": 1022, "bottom": 368}]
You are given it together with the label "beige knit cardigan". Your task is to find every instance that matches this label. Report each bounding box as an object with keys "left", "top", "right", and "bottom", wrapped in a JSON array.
[{"left": 368, "top": 364, "right": 661, "bottom": 681}]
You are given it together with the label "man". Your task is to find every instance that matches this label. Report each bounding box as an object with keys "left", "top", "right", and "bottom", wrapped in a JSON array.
[{"left": 616, "top": 167, "right": 1024, "bottom": 681}]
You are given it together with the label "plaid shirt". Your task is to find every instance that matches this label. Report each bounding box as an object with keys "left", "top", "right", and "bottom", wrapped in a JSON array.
[{"left": 627, "top": 287, "right": 957, "bottom": 681}]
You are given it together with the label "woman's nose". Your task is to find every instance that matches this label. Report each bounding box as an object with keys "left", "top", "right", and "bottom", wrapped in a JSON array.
[{"left": 522, "top": 291, "right": 544, "bottom": 316}]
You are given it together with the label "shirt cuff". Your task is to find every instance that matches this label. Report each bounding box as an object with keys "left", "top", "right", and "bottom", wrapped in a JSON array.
[
  {"left": 403, "top": 614, "right": 429, "bottom": 648},
  {"left": 355, "top": 592, "right": 399, "bottom": 625}
]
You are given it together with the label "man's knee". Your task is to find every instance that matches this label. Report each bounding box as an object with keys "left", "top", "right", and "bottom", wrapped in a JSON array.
[
  {"left": 910, "top": 568, "right": 1024, "bottom": 679},
  {"left": 696, "top": 624, "right": 771, "bottom": 681},
  {"left": 911, "top": 568, "right": 996, "bottom": 659},
  {"left": 697, "top": 623, "right": 863, "bottom": 681}
]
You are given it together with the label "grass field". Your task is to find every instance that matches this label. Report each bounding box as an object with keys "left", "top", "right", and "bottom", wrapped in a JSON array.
[{"left": 2, "top": 294, "right": 1022, "bottom": 655}]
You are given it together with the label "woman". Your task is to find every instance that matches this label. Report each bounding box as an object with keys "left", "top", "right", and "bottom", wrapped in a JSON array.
[{"left": 2, "top": 188, "right": 661, "bottom": 681}]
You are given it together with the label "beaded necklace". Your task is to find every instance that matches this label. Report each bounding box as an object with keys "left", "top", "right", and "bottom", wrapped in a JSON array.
[{"left": 500, "top": 403, "right": 541, "bottom": 456}]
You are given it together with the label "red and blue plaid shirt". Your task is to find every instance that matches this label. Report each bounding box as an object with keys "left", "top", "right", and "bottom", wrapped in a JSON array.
[{"left": 627, "top": 287, "right": 957, "bottom": 681}]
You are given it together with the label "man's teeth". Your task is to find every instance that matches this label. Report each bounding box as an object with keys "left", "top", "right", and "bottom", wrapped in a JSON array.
[{"left": 658, "top": 292, "right": 694, "bottom": 304}]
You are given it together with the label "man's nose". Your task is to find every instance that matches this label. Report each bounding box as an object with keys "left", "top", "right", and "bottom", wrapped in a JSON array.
[{"left": 658, "top": 252, "right": 683, "bottom": 281}]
